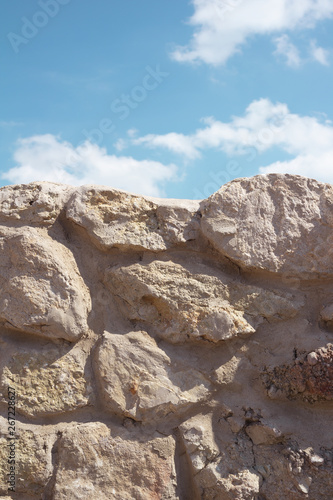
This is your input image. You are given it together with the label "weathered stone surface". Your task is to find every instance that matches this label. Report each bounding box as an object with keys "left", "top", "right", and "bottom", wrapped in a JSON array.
[
  {"left": 254, "top": 444, "right": 333, "bottom": 499},
  {"left": 66, "top": 186, "right": 200, "bottom": 251},
  {"left": 0, "top": 176, "right": 332, "bottom": 499},
  {"left": 104, "top": 260, "right": 301, "bottom": 343},
  {"left": 0, "top": 342, "right": 93, "bottom": 417},
  {"left": 0, "top": 226, "right": 91, "bottom": 341},
  {"left": 0, "top": 182, "right": 73, "bottom": 226},
  {"left": 0, "top": 419, "right": 55, "bottom": 497},
  {"left": 52, "top": 422, "right": 178, "bottom": 500},
  {"left": 263, "top": 344, "right": 333, "bottom": 402},
  {"left": 179, "top": 413, "right": 261, "bottom": 499},
  {"left": 319, "top": 303, "right": 333, "bottom": 330},
  {"left": 96, "top": 331, "right": 211, "bottom": 420},
  {"left": 201, "top": 173, "right": 333, "bottom": 278},
  {"left": 179, "top": 410, "right": 333, "bottom": 500},
  {"left": 245, "top": 421, "right": 283, "bottom": 445}
]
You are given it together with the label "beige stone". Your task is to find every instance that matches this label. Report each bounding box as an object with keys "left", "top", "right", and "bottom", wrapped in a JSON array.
[
  {"left": 245, "top": 422, "right": 283, "bottom": 445},
  {"left": 0, "top": 182, "right": 73, "bottom": 226},
  {"left": 66, "top": 186, "right": 200, "bottom": 251},
  {"left": 96, "top": 331, "right": 211, "bottom": 420},
  {"left": 0, "top": 343, "right": 93, "bottom": 417},
  {"left": 104, "top": 260, "right": 301, "bottom": 343},
  {"left": 179, "top": 414, "right": 261, "bottom": 499},
  {"left": 0, "top": 226, "right": 91, "bottom": 341},
  {"left": 212, "top": 356, "right": 242, "bottom": 387},
  {"left": 0, "top": 419, "right": 55, "bottom": 497},
  {"left": 201, "top": 173, "right": 333, "bottom": 278},
  {"left": 52, "top": 422, "right": 178, "bottom": 500},
  {"left": 179, "top": 414, "right": 220, "bottom": 473}
]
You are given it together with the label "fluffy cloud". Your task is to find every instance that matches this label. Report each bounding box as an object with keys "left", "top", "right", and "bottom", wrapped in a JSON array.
[
  {"left": 171, "top": 0, "right": 333, "bottom": 65},
  {"left": 132, "top": 98, "right": 333, "bottom": 184},
  {"left": 1, "top": 135, "right": 177, "bottom": 197},
  {"left": 259, "top": 152, "right": 333, "bottom": 180}
]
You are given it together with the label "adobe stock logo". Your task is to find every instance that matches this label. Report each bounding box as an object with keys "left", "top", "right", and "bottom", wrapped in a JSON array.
[{"left": 7, "top": 0, "right": 71, "bottom": 54}]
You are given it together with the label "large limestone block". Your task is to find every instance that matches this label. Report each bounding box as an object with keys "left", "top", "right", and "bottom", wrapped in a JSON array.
[
  {"left": 0, "top": 227, "right": 91, "bottom": 341},
  {"left": 0, "top": 420, "right": 55, "bottom": 497},
  {"left": 0, "top": 182, "right": 73, "bottom": 226},
  {"left": 104, "top": 260, "right": 301, "bottom": 344},
  {"left": 52, "top": 422, "right": 178, "bottom": 500},
  {"left": 96, "top": 331, "right": 211, "bottom": 420},
  {"left": 66, "top": 186, "right": 200, "bottom": 251},
  {"left": 0, "top": 342, "right": 93, "bottom": 417},
  {"left": 201, "top": 174, "right": 333, "bottom": 278}
]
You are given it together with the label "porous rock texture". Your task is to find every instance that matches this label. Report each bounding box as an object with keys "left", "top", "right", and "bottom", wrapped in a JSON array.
[{"left": 0, "top": 173, "right": 332, "bottom": 500}]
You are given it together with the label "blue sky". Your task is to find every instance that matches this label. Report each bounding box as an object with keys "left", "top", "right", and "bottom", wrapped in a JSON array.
[{"left": 1, "top": 0, "right": 333, "bottom": 198}]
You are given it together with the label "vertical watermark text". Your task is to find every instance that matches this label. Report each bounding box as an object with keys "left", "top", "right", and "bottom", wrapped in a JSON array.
[{"left": 7, "top": 386, "right": 16, "bottom": 492}]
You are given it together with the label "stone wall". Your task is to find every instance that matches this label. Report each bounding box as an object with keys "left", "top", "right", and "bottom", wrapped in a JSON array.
[{"left": 0, "top": 174, "right": 332, "bottom": 499}]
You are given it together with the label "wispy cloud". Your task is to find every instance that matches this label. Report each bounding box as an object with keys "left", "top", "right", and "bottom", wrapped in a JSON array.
[
  {"left": 0, "top": 121, "right": 24, "bottom": 128},
  {"left": 309, "top": 39, "right": 330, "bottom": 65},
  {"left": 170, "top": 0, "right": 333, "bottom": 66},
  {"left": 273, "top": 35, "right": 331, "bottom": 68},
  {"left": 273, "top": 34, "right": 301, "bottom": 67},
  {"left": 2, "top": 135, "right": 177, "bottom": 197},
  {"left": 43, "top": 69, "right": 115, "bottom": 92}
]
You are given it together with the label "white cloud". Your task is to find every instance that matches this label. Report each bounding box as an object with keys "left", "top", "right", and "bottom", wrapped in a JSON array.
[
  {"left": 310, "top": 39, "right": 330, "bottom": 65},
  {"left": 132, "top": 99, "right": 333, "bottom": 184},
  {"left": 259, "top": 152, "right": 333, "bottom": 180},
  {"left": 171, "top": 0, "right": 333, "bottom": 65},
  {"left": 134, "top": 132, "right": 200, "bottom": 160},
  {"left": 132, "top": 99, "right": 290, "bottom": 158},
  {"left": 274, "top": 34, "right": 301, "bottom": 67},
  {"left": 1, "top": 135, "right": 177, "bottom": 197}
]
